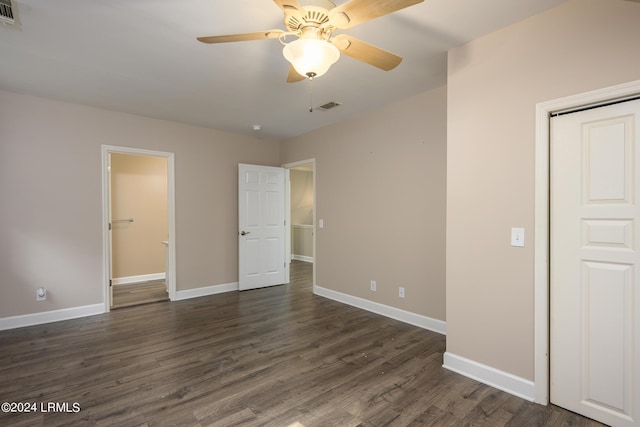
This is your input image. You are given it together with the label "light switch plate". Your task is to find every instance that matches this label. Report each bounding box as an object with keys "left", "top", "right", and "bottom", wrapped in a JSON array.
[
  {"left": 511, "top": 227, "right": 525, "bottom": 247},
  {"left": 319, "top": 219, "right": 324, "bottom": 229}
]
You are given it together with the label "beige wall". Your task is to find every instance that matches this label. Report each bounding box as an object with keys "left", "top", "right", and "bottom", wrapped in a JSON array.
[
  {"left": 290, "top": 169, "right": 314, "bottom": 258},
  {"left": 292, "top": 226, "right": 313, "bottom": 259},
  {"left": 281, "top": 86, "right": 447, "bottom": 321},
  {"left": 446, "top": 0, "right": 640, "bottom": 380},
  {"left": 290, "top": 169, "right": 313, "bottom": 225},
  {"left": 0, "top": 90, "right": 280, "bottom": 318},
  {"left": 111, "top": 153, "right": 168, "bottom": 279}
]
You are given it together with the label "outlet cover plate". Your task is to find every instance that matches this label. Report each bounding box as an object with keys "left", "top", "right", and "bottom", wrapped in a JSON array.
[{"left": 511, "top": 227, "right": 525, "bottom": 247}]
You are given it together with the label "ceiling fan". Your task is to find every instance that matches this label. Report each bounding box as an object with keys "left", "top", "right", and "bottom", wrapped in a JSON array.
[{"left": 197, "top": 0, "right": 424, "bottom": 83}]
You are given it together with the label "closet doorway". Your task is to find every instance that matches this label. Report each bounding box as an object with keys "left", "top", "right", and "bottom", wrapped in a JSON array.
[
  {"left": 550, "top": 98, "right": 640, "bottom": 427},
  {"left": 102, "top": 145, "right": 176, "bottom": 310},
  {"left": 534, "top": 80, "right": 640, "bottom": 425}
]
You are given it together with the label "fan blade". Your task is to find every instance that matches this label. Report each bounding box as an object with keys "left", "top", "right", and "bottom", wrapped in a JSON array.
[
  {"left": 197, "top": 30, "right": 284, "bottom": 44},
  {"left": 273, "top": 0, "right": 304, "bottom": 14},
  {"left": 287, "top": 65, "right": 306, "bottom": 83},
  {"left": 329, "top": 0, "right": 424, "bottom": 29},
  {"left": 331, "top": 34, "right": 402, "bottom": 71}
]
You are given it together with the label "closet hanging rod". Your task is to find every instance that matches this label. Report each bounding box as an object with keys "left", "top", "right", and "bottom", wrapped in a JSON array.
[{"left": 112, "top": 218, "right": 134, "bottom": 223}]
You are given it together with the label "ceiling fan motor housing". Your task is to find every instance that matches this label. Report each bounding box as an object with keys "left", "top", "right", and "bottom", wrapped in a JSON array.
[{"left": 284, "top": 0, "right": 336, "bottom": 33}]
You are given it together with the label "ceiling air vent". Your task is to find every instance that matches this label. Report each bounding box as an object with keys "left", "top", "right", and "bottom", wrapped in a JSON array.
[
  {"left": 0, "top": 0, "right": 15, "bottom": 25},
  {"left": 318, "top": 101, "right": 342, "bottom": 111}
]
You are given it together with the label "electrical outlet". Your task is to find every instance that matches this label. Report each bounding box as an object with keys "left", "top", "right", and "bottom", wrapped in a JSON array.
[
  {"left": 370, "top": 280, "right": 377, "bottom": 292},
  {"left": 36, "top": 287, "right": 47, "bottom": 301},
  {"left": 399, "top": 287, "right": 405, "bottom": 298}
]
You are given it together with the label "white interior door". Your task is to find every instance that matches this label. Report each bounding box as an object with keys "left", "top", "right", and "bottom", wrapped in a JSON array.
[
  {"left": 238, "top": 163, "right": 287, "bottom": 291},
  {"left": 550, "top": 99, "right": 640, "bottom": 427}
]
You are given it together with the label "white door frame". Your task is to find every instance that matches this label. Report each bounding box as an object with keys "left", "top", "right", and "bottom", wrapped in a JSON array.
[
  {"left": 534, "top": 79, "right": 640, "bottom": 404},
  {"left": 282, "top": 158, "right": 316, "bottom": 288},
  {"left": 101, "top": 145, "right": 177, "bottom": 311}
]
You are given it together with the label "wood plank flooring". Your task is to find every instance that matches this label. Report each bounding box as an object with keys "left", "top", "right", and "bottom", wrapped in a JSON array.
[
  {"left": 0, "top": 261, "right": 604, "bottom": 426},
  {"left": 112, "top": 280, "right": 169, "bottom": 309}
]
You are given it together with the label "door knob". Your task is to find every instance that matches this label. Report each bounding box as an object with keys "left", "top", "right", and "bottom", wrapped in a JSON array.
[{"left": 240, "top": 231, "right": 250, "bottom": 236}]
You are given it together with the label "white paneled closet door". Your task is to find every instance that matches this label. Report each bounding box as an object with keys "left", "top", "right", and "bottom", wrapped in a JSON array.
[{"left": 550, "top": 99, "right": 640, "bottom": 427}]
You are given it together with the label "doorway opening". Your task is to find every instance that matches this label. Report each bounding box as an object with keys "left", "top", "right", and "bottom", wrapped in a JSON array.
[
  {"left": 101, "top": 145, "right": 176, "bottom": 311},
  {"left": 283, "top": 159, "right": 316, "bottom": 289},
  {"left": 534, "top": 80, "right": 640, "bottom": 407}
]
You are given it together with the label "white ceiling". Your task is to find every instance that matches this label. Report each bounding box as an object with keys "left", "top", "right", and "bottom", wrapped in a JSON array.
[{"left": 0, "top": 0, "right": 569, "bottom": 140}]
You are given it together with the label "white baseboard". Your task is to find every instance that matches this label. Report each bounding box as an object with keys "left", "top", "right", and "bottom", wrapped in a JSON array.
[
  {"left": 292, "top": 255, "right": 314, "bottom": 263},
  {"left": 443, "top": 352, "right": 535, "bottom": 402},
  {"left": 0, "top": 304, "right": 105, "bottom": 331},
  {"left": 313, "top": 285, "right": 447, "bottom": 335},
  {"left": 0, "top": 281, "right": 238, "bottom": 330},
  {"left": 113, "top": 272, "right": 166, "bottom": 285},
  {"left": 175, "top": 282, "right": 238, "bottom": 301}
]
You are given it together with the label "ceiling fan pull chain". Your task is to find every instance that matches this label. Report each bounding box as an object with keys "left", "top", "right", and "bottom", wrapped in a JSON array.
[{"left": 308, "top": 76, "right": 314, "bottom": 113}]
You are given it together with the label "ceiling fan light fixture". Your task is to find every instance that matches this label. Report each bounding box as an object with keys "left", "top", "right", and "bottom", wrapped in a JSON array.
[{"left": 283, "top": 38, "right": 340, "bottom": 79}]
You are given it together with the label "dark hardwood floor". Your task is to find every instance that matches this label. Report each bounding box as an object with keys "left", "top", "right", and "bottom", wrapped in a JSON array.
[
  {"left": 112, "top": 280, "right": 169, "bottom": 309},
  {"left": 0, "top": 261, "right": 604, "bottom": 426}
]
